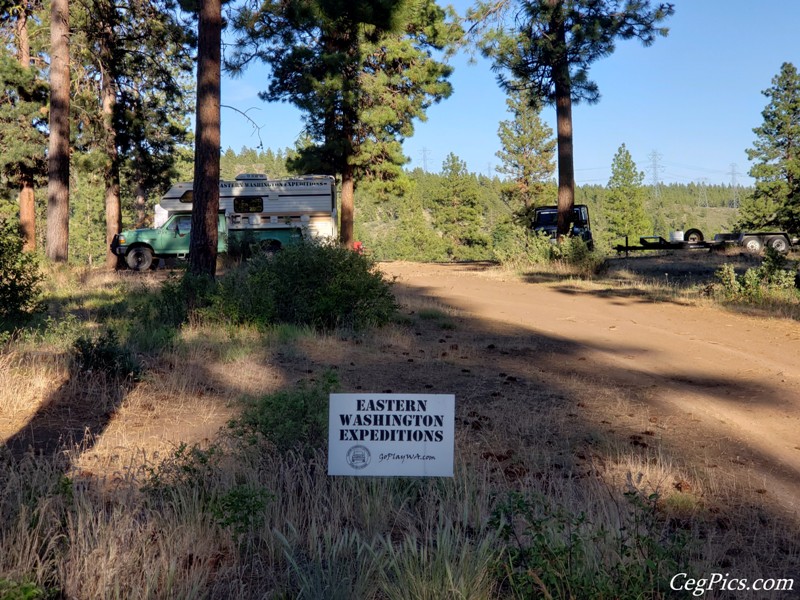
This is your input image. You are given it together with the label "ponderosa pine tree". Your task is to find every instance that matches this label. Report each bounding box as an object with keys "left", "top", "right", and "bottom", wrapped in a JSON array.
[
  {"left": 188, "top": 0, "right": 222, "bottom": 278},
  {"left": 0, "top": 0, "right": 46, "bottom": 251},
  {"left": 71, "top": 0, "right": 194, "bottom": 268},
  {"left": 46, "top": 0, "right": 70, "bottom": 262},
  {"left": 230, "top": 0, "right": 458, "bottom": 247},
  {"left": 495, "top": 86, "right": 555, "bottom": 223},
  {"left": 738, "top": 62, "right": 800, "bottom": 233},
  {"left": 604, "top": 143, "right": 650, "bottom": 244},
  {"left": 429, "top": 153, "right": 490, "bottom": 259},
  {"left": 469, "top": 0, "right": 674, "bottom": 238}
]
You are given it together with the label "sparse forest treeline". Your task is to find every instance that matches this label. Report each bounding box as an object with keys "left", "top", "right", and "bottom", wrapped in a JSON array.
[
  {"left": 1, "top": 0, "right": 796, "bottom": 269},
  {"left": 0, "top": 141, "right": 753, "bottom": 265}
]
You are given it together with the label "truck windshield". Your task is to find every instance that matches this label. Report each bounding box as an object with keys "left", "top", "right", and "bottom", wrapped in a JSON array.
[{"left": 535, "top": 208, "right": 585, "bottom": 227}]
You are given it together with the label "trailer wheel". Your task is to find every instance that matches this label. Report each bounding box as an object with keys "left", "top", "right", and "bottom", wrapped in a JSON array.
[
  {"left": 742, "top": 237, "right": 762, "bottom": 254},
  {"left": 767, "top": 236, "right": 789, "bottom": 253},
  {"left": 684, "top": 228, "right": 704, "bottom": 243},
  {"left": 126, "top": 247, "right": 153, "bottom": 271}
]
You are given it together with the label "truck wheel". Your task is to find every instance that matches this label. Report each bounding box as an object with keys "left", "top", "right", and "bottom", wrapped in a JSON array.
[
  {"left": 684, "top": 228, "right": 704, "bottom": 243},
  {"left": 768, "top": 236, "right": 789, "bottom": 253},
  {"left": 742, "top": 237, "right": 762, "bottom": 254},
  {"left": 126, "top": 247, "right": 153, "bottom": 271}
]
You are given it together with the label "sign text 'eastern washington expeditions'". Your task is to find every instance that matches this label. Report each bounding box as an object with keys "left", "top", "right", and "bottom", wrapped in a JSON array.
[{"left": 338, "top": 398, "right": 445, "bottom": 442}]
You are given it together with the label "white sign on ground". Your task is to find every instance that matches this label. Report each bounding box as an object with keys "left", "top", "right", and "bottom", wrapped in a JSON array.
[{"left": 328, "top": 394, "right": 455, "bottom": 477}]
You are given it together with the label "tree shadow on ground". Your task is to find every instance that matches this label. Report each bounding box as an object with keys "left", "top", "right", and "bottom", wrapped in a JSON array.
[
  {"left": 4, "top": 363, "right": 137, "bottom": 461},
  {"left": 2, "top": 264, "right": 798, "bottom": 589}
]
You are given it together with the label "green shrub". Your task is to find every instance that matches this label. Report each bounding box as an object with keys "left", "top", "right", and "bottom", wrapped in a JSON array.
[
  {"left": 216, "top": 240, "right": 398, "bottom": 331},
  {"left": 0, "top": 578, "right": 52, "bottom": 600},
  {"left": 489, "top": 489, "right": 690, "bottom": 599},
  {"left": 230, "top": 371, "right": 338, "bottom": 455},
  {"left": 72, "top": 329, "right": 141, "bottom": 380},
  {"left": 715, "top": 248, "right": 798, "bottom": 302},
  {"left": 0, "top": 218, "right": 43, "bottom": 327}
]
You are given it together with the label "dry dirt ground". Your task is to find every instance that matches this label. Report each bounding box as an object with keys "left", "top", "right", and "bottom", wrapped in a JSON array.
[
  {"left": 2, "top": 254, "right": 799, "bottom": 529},
  {"left": 381, "top": 258, "right": 800, "bottom": 519}
]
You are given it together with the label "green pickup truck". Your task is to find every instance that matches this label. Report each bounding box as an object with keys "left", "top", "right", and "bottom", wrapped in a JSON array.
[{"left": 111, "top": 212, "right": 299, "bottom": 270}]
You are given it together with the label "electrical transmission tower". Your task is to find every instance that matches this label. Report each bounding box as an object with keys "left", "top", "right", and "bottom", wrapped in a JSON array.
[
  {"left": 648, "top": 150, "right": 662, "bottom": 202},
  {"left": 421, "top": 147, "right": 430, "bottom": 172},
  {"left": 729, "top": 163, "right": 740, "bottom": 208}
]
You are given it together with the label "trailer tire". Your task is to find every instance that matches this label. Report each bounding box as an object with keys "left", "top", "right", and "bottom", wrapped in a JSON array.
[
  {"left": 126, "top": 246, "right": 153, "bottom": 271},
  {"left": 684, "top": 228, "right": 704, "bottom": 243},
  {"left": 742, "top": 237, "right": 762, "bottom": 254},
  {"left": 767, "top": 236, "right": 789, "bottom": 253}
]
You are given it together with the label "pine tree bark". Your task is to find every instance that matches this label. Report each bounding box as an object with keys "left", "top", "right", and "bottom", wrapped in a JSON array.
[
  {"left": 16, "top": 0, "right": 36, "bottom": 252},
  {"left": 102, "top": 76, "right": 122, "bottom": 269},
  {"left": 134, "top": 183, "right": 147, "bottom": 228},
  {"left": 340, "top": 164, "right": 355, "bottom": 248},
  {"left": 548, "top": 0, "right": 575, "bottom": 238},
  {"left": 188, "top": 0, "right": 222, "bottom": 278},
  {"left": 46, "top": 0, "right": 70, "bottom": 262}
]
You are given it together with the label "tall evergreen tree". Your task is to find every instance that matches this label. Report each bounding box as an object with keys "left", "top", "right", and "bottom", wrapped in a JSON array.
[
  {"left": 71, "top": 0, "right": 194, "bottom": 268},
  {"left": 46, "top": 0, "right": 70, "bottom": 262},
  {"left": 0, "top": 48, "right": 47, "bottom": 251},
  {"left": 0, "top": 0, "right": 46, "bottom": 251},
  {"left": 470, "top": 0, "right": 673, "bottom": 237},
  {"left": 495, "top": 86, "right": 555, "bottom": 221},
  {"left": 188, "top": 0, "right": 222, "bottom": 278},
  {"left": 604, "top": 143, "right": 649, "bottom": 243},
  {"left": 429, "top": 153, "right": 490, "bottom": 259},
  {"left": 738, "top": 62, "right": 800, "bottom": 232},
  {"left": 230, "top": 0, "right": 458, "bottom": 247}
]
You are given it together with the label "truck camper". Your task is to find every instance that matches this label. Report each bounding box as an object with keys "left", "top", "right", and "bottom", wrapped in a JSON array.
[{"left": 112, "top": 174, "right": 337, "bottom": 270}]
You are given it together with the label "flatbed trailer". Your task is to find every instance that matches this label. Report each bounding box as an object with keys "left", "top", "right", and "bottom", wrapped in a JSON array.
[{"left": 614, "top": 228, "right": 797, "bottom": 256}]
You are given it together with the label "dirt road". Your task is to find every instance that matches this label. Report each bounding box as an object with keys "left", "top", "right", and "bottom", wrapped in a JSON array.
[{"left": 381, "top": 261, "right": 800, "bottom": 516}]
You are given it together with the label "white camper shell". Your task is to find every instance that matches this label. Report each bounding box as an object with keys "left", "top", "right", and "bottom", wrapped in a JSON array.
[{"left": 154, "top": 173, "right": 337, "bottom": 241}]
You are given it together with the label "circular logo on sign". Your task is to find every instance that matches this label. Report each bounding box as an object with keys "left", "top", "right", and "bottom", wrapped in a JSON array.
[{"left": 346, "top": 445, "right": 371, "bottom": 470}]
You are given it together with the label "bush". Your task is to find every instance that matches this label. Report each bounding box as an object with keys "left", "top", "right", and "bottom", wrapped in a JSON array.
[
  {"left": 230, "top": 371, "right": 338, "bottom": 455},
  {"left": 715, "top": 248, "right": 798, "bottom": 302},
  {"left": 72, "top": 329, "right": 141, "bottom": 381},
  {"left": 489, "top": 488, "right": 690, "bottom": 599},
  {"left": 0, "top": 218, "right": 43, "bottom": 326},
  {"left": 216, "top": 240, "right": 398, "bottom": 331}
]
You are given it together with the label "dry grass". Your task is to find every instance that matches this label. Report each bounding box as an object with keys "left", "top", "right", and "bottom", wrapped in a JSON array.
[{"left": 1, "top": 266, "right": 798, "bottom": 598}]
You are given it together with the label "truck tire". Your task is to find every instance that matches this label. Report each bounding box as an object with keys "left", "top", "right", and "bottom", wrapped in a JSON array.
[
  {"left": 684, "top": 228, "right": 704, "bottom": 243},
  {"left": 742, "top": 236, "right": 762, "bottom": 254},
  {"left": 126, "top": 247, "right": 153, "bottom": 271},
  {"left": 767, "top": 236, "right": 789, "bottom": 253}
]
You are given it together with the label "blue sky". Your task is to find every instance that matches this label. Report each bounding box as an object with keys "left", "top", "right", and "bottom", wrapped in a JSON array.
[{"left": 219, "top": 1, "right": 800, "bottom": 186}]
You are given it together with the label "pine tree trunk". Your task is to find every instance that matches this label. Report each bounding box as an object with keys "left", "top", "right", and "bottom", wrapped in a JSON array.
[
  {"left": 46, "top": 0, "right": 70, "bottom": 262},
  {"left": 19, "top": 177, "right": 36, "bottom": 253},
  {"left": 554, "top": 76, "right": 575, "bottom": 238},
  {"left": 102, "top": 72, "right": 122, "bottom": 270},
  {"left": 134, "top": 183, "right": 147, "bottom": 228},
  {"left": 548, "top": 0, "right": 575, "bottom": 238},
  {"left": 188, "top": 0, "right": 222, "bottom": 278},
  {"left": 16, "top": 1, "right": 36, "bottom": 252},
  {"left": 339, "top": 165, "right": 355, "bottom": 248}
]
